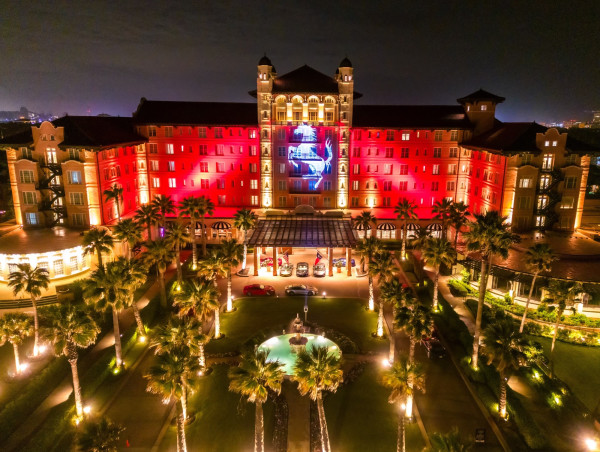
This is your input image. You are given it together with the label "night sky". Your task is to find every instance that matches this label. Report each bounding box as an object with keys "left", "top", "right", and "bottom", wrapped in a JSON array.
[{"left": 1, "top": 1, "right": 599, "bottom": 123}]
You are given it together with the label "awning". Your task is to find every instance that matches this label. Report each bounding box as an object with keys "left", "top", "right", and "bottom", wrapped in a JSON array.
[
  {"left": 353, "top": 223, "right": 371, "bottom": 230},
  {"left": 426, "top": 223, "right": 443, "bottom": 231},
  {"left": 194, "top": 222, "right": 207, "bottom": 229},
  {"left": 246, "top": 216, "right": 358, "bottom": 248},
  {"left": 377, "top": 222, "right": 396, "bottom": 231},
  {"left": 406, "top": 223, "right": 420, "bottom": 231},
  {"left": 212, "top": 221, "right": 231, "bottom": 230}
]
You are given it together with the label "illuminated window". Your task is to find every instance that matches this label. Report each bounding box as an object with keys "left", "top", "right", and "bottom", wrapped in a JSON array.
[
  {"left": 168, "top": 161, "right": 175, "bottom": 172},
  {"left": 249, "top": 195, "right": 258, "bottom": 205},
  {"left": 19, "top": 170, "right": 35, "bottom": 184},
  {"left": 448, "top": 164, "right": 457, "bottom": 175},
  {"left": 168, "top": 178, "right": 176, "bottom": 188},
  {"left": 542, "top": 154, "right": 554, "bottom": 170},
  {"left": 564, "top": 176, "right": 577, "bottom": 189},
  {"left": 248, "top": 129, "right": 256, "bottom": 139},
  {"left": 561, "top": 196, "right": 574, "bottom": 209},
  {"left": 24, "top": 212, "right": 38, "bottom": 225},
  {"left": 481, "top": 105, "right": 487, "bottom": 111},
  {"left": 214, "top": 128, "right": 223, "bottom": 138},
  {"left": 152, "top": 177, "right": 160, "bottom": 188},
  {"left": 325, "top": 111, "right": 333, "bottom": 122},
  {"left": 148, "top": 126, "right": 156, "bottom": 137},
  {"left": 149, "top": 160, "right": 158, "bottom": 172},
  {"left": 353, "top": 164, "right": 360, "bottom": 175},
  {"left": 384, "top": 164, "right": 393, "bottom": 175},
  {"left": 69, "top": 192, "right": 84, "bottom": 205},
  {"left": 166, "top": 144, "right": 174, "bottom": 155},
  {"left": 251, "top": 180, "right": 258, "bottom": 189},
  {"left": 552, "top": 141, "right": 557, "bottom": 146},
  {"left": 401, "top": 133, "right": 410, "bottom": 141},
  {"left": 352, "top": 181, "right": 359, "bottom": 191},
  {"left": 518, "top": 178, "right": 532, "bottom": 188},
  {"left": 535, "top": 215, "right": 545, "bottom": 227},
  {"left": 432, "top": 164, "right": 439, "bottom": 175}
]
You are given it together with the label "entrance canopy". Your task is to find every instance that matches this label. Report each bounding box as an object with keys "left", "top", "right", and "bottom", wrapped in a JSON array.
[{"left": 246, "top": 216, "right": 357, "bottom": 248}]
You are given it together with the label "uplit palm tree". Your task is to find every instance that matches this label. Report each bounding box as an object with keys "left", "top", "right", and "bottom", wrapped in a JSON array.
[
  {"left": 449, "top": 201, "right": 469, "bottom": 251},
  {"left": 217, "top": 238, "right": 243, "bottom": 311},
  {"left": 8, "top": 263, "right": 49, "bottom": 357},
  {"left": 422, "top": 237, "right": 456, "bottom": 311},
  {"left": 426, "top": 427, "right": 472, "bottom": 452},
  {"left": 197, "top": 195, "right": 215, "bottom": 257},
  {"left": 463, "top": 211, "right": 519, "bottom": 369},
  {"left": 150, "top": 316, "right": 208, "bottom": 370},
  {"left": 355, "top": 236, "right": 383, "bottom": 310},
  {"left": 353, "top": 210, "right": 376, "bottom": 239},
  {"left": 381, "top": 279, "right": 412, "bottom": 362},
  {"left": 519, "top": 244, "right": 557, "bottom": 333},
  {"left": 144, "top": 238, "right": 176, "bottom": 308},
  {"left": 432, "top": 198, "right": 453, "bottom": 240},
  {"left": 233, "top": 208, "right": 258, "bottom": 272},
  {"left": 77, "top": 417, "right": 124, "bottom": 452},
  {"left": 113, "top": 218, "right": 142, "bottom": 259},
  {"left": 481, "top": 318, "right": 527, "bottom": 419},
  {"left": 145, "top": 347, "right": 200, "bottom": 452},
  {"left": 42, "top": 302, "right": 100, "bottom": 417},
  {"left": 166, "top": 222, "right": 191, "bottom": 285},
  {"left": 82, "top": 227, "right": 114, "bottom": 270},
  {"left": 410, "top": 226, "right": 431, "bottom": 256},
  {"left": 174, "top": 278, "right": 221, "bottom": 339},
  {"left": 293, "top": 346, "right": 343, "bottom": 452},
  {"left": 229, "top": 349, "right": 285, "bottom": 452},
  {"left": 394, "top": 198, "right": 418, "bottom": 260},
  {"left": 103, "top": 184, "right": 123, "bottom": 222},
  {"left": 368, "top": 251, "right": 395, "bottom": 337},
  {"left": 135, "top": 203, "right": 160, "bottom": 241},
  {"left": 381, "top": 355, "right": 425, "bottom": 452},
  {"left": 0, "top": 313, "right": 32, "bottom": 375},
  {"left": 179, "top": 195, "right": 202, "bottom": 268},
  {"left": 114, "top": 257, "right": 148, "bottom": 337},
  {"left": 152, "top": 194, "right": 176, "bottom": 234},
  {"left": 198, "top": 248, "right": 228, "bottom": 285}
]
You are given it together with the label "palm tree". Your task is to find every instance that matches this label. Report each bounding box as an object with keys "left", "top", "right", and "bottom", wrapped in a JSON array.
[
  {"left": 145, "top": 347, "right": 200, "bottom": 452},
  {"left": 519, "top": 244, "right": 557, "bottom": 333},
  {"left": 103, "top": 184, "right": 123, "bottom": 222},
  {"left": 381, "top": 355, "right": 426, "bottom": 452},
  {"left": 0, "top": 313, "right": 32, "bottom": 375},
  {"left": 432, "top": 198, "right": 453, "bottom": 240},
  {"left": 353, "top": 210, "right": 376, "bottom": 238},
  {"left": 368, "top": 251, "right": 395, "bottom": 337},
  {"left": 481, "top": 318, "right": 527, "bottom": 419},
  {"left": 112, "top": 218, "right": 142, "bottom": 259},
  {"left": 179, "top": 195, "right": 202, "bottom": 269},
  {"left": 229, "top": 349, "right": 285, "bottom": 452},
  {"left": 84, "top": 262, "right": 129, "bottom": 368},
  {"left": 166, "top": 222, "right": 191, "bottom": 285},
  {"left": 422, "top": 237, "right": 457, "bottom": 311},
  {"left": 144, "top": 238, "right": 176, "bottom": 308},
  {"left": 42, "top": 303, "right": 100, "bottom": 417},
  {"left": 174, "top": 278, "right": 222, "bottom": 339},
  {"left": 233, "top": 208, "right": 258, "bottom": 272},
  {"left": 8, "top": 263, "right": 49, "bottom": 357},
  {"left": 381, "top": 279, "right": 412, "bottom": 362},
  {"left": 463, "top": 211, "right": 519, "bottom": 369},
  {"left": 354, "top": 236, "right": 383, "bottom": 310},
  {"left": 217, "top": 238, "right": 243, "bottom": 312},
  {"left": 197, "top": 195, "right": 215, "bottom": 257},
  {"left": 293, "top": 346, "right": 343, "bottom": 452},
  {"left": 410, "top": 226, "right": 431, "bottom": 256},
  {"left": 449, "top": 201, "right": 469, "bottom": 251},
  {"left": 152, "top": 194, "right": 176, "bottom": 234},
  {"left": 82, "top": 227, "right": 114, "bottom": 270},
  {"left": 394, "top": 198, "right": 418, "bottom": 260},
  {"left": 150, "top": 316, "right": 209, "bottom": 370},
  {"left": 135, "top": 203, "right": 160, "bottom": 241},
  {"left": 114, "top": 257, "right": 147, "bottom": 337},
  {"left": 77, "top": 417, "right": 124, "bottom": 452},
  {"left": 427, "top": 427, "right": 472, "bottom": 452}
]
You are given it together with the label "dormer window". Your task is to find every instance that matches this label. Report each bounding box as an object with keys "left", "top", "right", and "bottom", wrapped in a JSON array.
[{"left": 481, "top": 105, "right": 487, "bottom": 111}]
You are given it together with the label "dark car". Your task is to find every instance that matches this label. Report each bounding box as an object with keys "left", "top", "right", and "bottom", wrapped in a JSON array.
[
  {"left": 332, "top": 257, "right": 356, "bottom": 267},
  {"left": 296, "top": 262, "right": 309, "bottom": 277},
  {"left": 243, "top": 284, "right": 275, "bottom": 296},
  {"left": 422, "top": 338, "right": 446, "bottom": 359},
  {"left": 285, "top": 284, "right": 318, "bottom": 296}
]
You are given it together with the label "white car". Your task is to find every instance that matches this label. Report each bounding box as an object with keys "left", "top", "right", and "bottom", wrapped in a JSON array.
[
  {"left": 313, "top": 263, "right": 326, "bottom": 277},
  {"left": 279, "top": 263, "right": 294, "bottom": 277},
  {"left": 285, "top": 284, "right": 318, "bottom": 296}
]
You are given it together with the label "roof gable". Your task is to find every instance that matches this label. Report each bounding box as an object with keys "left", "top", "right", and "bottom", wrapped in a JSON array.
[{"left": 457, "top": 89, "right": 505, "bottom": 104}]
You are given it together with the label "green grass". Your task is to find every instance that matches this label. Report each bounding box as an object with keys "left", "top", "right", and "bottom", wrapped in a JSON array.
[
  {"left": 206, "top": 297, "right": 386, "bottom": 355},
  {"left": 325, "top": 363, "right": 424, "bottom": 452}
]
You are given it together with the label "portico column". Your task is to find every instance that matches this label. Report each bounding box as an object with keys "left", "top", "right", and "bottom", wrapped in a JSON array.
[
  {"left": 272, "top": 247, "right": 278, "bottom": 277},
  {"left": 346, "top": 247, "right": 352, "bottom": 276},
  {"left": 328, "top": 247, "right": 334, "bottom": 277},
  {"left": 254, "top": 247, "right": 259, "bottom": 276}
]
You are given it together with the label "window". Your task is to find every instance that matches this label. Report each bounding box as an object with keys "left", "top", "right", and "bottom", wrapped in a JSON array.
[
  {"left": 214, "top": 128, "right": 223, "bottom": 138},
  {"left": 165, "top": 144, "right": 174, "bottom": 155},
  {"left": 448, "top": 147, "right": 458, "bottom": 158},
  {"left": 323, "top": 197, "right": 331, "bottom": 207},
  {"left": 325, "top": 111, "right": 333, "bottom": 122},
  {"left": 352, "top": 147, "right": 361, "bottom": 157},
  {"left": 399, "top": 181, "right": 407, "bottom": 191},
  {"left": 22, "top": 191, "right": 37, "bottom": 205},
  {"left": 168, "top": 161, "right": 175, "bottom": 172},
  {"left": 351, "top": 197, "right": 359, "bottom": 207},
  {"left": 218, "top": 195, "right": 226, "bottom": 205},
  {"left": 249, "top": 163, "right": 258, "bottom": 173},
  {"left": 278, "top": 146, "right": 286, "bottom": 157},
  {"left": 148, "top": 126, "right": 156, "bottom": 137},
  {"left": 168, "top": 178, "right": 176, "bottom": 188},
  {"left": 398, "top": 147, "right": 408, "bottom": 159},
  {"left": 561, "top": 196, "right": 574, "bottom": 209},
  {"left": 352, "top": 181, "right": 359, "bottom": 191},
  {"left": 383, "top": 147, "right": 393, "bottom": 158},
  {"left": 278, "top": 196, "right": 287, "bottom": 207},
  {"left": 386, "top": 130, "right": 394, "bottom": 141},
  {"left": 447, "top": 164, "right": 457, "bottom": 175},
  {"left": 54, "top": 260, "right": 64, "bottom": 276},
  {"left": 353, "top": 164, "right": 360, "bottom": 175},
  {"left": 279, "top": 163, "right": 286, "bottom": 174},
  {"left": 70, "top": 192, "right": 84, "bottom": 205},
  {"left": 383, "top": 197, "right": 391, "bottom": 207},
  {"left": 276, "top": 180, "right": 285, "bottom": 191},
  {"left": 216, "top": 163, "right": 225, "bottom": 173},
  {"left": 539, "top": 174, "right": 551, "bottom": 189},
  {"left": 19, "top": 170, "right": 35, "bottom": 184},
  {"left": 431, "top": 181, "right": 439, "bottom": 191},
  {"left": 542, "top": 154, "right": 554, "bottom": 170},
  {"left": 481, "top": 105, "right": 487, "bottom": 111},
  {"left": 433, "top": 148, "right": 441, "bottom": 158},
  {"left": 564, "top": 176, "right": 577, "bottom": 189},
  {"left": 148, "top": 160, "right": 158, "bottom": 172},
  {"left": 399, "top": 164, "right": 408, "bottom": 175},
  {"left": 164, "top": 126, "right": 173, "bottom": 137},
  {"left": 552, "top": 141, "right": 558, "bottom": 146},
  {"left": 446, "top": 181, "right": 455, "bottom": 191},
  {"left": 250, "top": 180, "right": 258, "bottom": 189},
  {"left": 450, "top": 131, "right": 458, "bottom": 141},
  {"left": 384, "top": 164, "right": 393, "bottom": 175},
  {"left": 216, "top": 145, "right": 224, "bottom": 156},
  {"left": 434, "top": 131, "right": 443, "bottom": 141},
  {"left": 20, "top": 148, "right": 33, "bottom": 159},
  {"left": 383, "top": 181, "right": 392, "bottom": 191},
  {"left": 69, "top": 255, "right": 79, "bottom": 271},
  {"left": 535, "top": 216, "right": 545, "bottom": 227},
  {"left": 152, "top": 177, "right": 160, "bottom": 188},
  {"left": 309, "top": 181, "right": 318, "bottom": 191},
  {"left": 401, "top": 133, "right": 410, "bottom": 141},
  {"left": 518, "top": 178, "right": 533, "bottom": 188},
  {"left": 537, "top": 195, "right": 548, "bottom": 209},
  {"left": 196, "top": 162, "right": 207, "bottom": 173},
  {"left": 432, "top": 164, "right": 440, "bottom": 175},
  {"left": 67, "top": 170, "right": 82, "bottom": 184},
  {"left": 24, "top": 212, "right": 38, "bottom": 225},
  {"left": 517, "top": 196, "right": 531, "bottom": 209},
  {"left": 249, "top": 146, "right": 257, "bottom": 156},
  {"left": 68, "top": 149, "right": 81, "bottom": 161},
  {"left": 277, "top": 111, "right": 286, "bottom": 122}
]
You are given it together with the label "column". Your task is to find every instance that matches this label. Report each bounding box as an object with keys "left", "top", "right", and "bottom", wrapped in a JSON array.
[
  {"left": 328, "top": 247, "right": 334, "bottom": 277},
  {"left": 346, "top": 247, "right": 352, "bottom": 276},
  {"left": 272, "top": 247, "right": 278, "bottom": 277},
  {"left": 254, "top": 247, "right": 259, "bottom": 276}
]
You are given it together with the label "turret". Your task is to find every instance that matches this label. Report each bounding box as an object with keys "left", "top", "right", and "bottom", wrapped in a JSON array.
[{"left": 457, "top": 89, "right": 505, "bottom": 135}]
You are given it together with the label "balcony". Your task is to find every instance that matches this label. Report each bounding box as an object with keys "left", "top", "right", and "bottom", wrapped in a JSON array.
[{"left": 289, "top": 187, "right": 322, "bottom": 195}]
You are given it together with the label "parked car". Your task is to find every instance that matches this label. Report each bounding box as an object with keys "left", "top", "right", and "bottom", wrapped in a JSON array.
[
  {"left": 260, "top": 257, "right": 283, "bottom": 267},
  {"left": 313, "top": 263, "right": 326, "bottom": 277},
  {"left": 285, "top": 284, "right": 318, "bottom": 296},
  {"left": 332, "top": 257, "right": 356, "bottom": 267},
  {"left": 422, "top": 337, "right": 446, "bottom": 358},
  {"left": 243, "top": 284, "right": 275, "bottom": 296},
  {"left": 296, "top": 262, "right": 309, "bottom": 277},
  {"left": 279, "top": 263, "right": 294, "bottom": 277}
]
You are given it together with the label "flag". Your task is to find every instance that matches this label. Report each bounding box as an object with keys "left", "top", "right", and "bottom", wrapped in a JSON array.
[
  {"left": 315, "top": 250, "right": 323, "bottom": 266},
  {"left": 283, "top": 251, "right": 289, "bottom": 264}
]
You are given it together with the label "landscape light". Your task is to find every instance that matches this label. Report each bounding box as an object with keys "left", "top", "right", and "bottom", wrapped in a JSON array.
[
  {"left": 322, "top": 291, "right": 326, "bottom": 299},
  {"left": 381, "top": 358, "right": 391, "bottom": 368},
  {"left": 83, "top": 405, "right": 91, "bottom": 415},
  {"left": 139, "top": 335, "right": 147, "bottom": 343},
  {"left": 585, "top": 438, "right": 598, "bottom": 451}
]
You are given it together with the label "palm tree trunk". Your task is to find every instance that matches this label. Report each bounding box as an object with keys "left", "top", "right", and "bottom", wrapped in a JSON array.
[
  {"left": 407, "top": 336, "right": 415, "bottom": 419},
  {"left": 69, "top": 354, "right": 83, "bottom": 417},
  {"left": 227, "top": 269, "right": 233, "bottom": 311},
  {"left": 96, "top": 246, "right": 104, "bottom": 270},
  {"left": 519, "top": 274, "right": 538, "bottom": 333},
  {"left": 401, "top": 220, "right": 407, "bottom": 260},
  {"left": 147, "top": 223, "right": 152, "bottom": 242},
  {"left": 112, "top": 308, "right": 123, "bottom": 368},
  {"left": 550, "top": 309, "right": 562, "bottom": 376},
  {"left": 12, "top": 342, "right": 20, "bottom": 374},
  {"left": 433, "top": 269, "right": 440, "bottom": 311},
  {"left": 453, "top": 223, "right": 460, "bottom": 251},
  {"left": 472, "top": 256, "right": 489, "bottom": 369},
  {"left": 176, "top": 248, "right": 182, "bottom": 284},
  {"left": 176, "top": 400, "right": 187, "bottom": 452},
  {"left": 368, "top": 275, "right": 374, "bottom": 311},
  {"left": 255, "top": 401, "right": 264, "bottom": 452},
  {"left": 31, "top": 296, "right": 40, "bottom": 357},
  {"left": 316, "top": 392, "right": 331, "bottom": 452},
  {"left": 116, "top": 200, "right": 121, "bottom": 222},
  {"left": 132, "top": 296, "right": 145, "bottom": 337},
  {"left": 158, "top": 269, "right": 167, "bottom": 308},
  {"left": 214, "top": 308, "right": 221, "bottom": 338},
  {"left": 499, "top": 371, "right": 507, "bottom": 419},
  {"left": 199, "top": 343, "right": 206, "bottom": 370},
  {"left": 190, "top": 220, "right": 198, "bottom": 269},
  {"left": 390, "top": 303, "right": 396, "bottom": 363},
  {"left": 181, "top": 382, "right": 188, "bottom": 421},
  {"left": 242, "top": 229, "right": 248, "bottom": 271},
  {"left": 126, "top": 242, "right": 132, "bottom": 260},
  {"left": 397, "top": 407, "right": 405, "bottom": 452},
  {"left": 377, "top": 301, "right": 384, "bottom": 336},
  {"left": 201, "top": 216, "right": 207, "bottom": 257}
]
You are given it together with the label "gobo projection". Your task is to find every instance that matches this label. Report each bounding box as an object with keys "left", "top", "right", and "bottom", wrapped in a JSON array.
[{"left": 288, "top": 125, "right": 332, "bottom": 189}]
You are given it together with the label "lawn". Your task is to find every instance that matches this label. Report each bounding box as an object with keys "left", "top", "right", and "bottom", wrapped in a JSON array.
[{"left": 206, "top": 296, "right": 386, "bottom": 355}]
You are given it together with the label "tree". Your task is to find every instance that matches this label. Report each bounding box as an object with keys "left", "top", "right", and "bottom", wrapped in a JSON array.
[
  {"left": 381, "top": 355, "right": 425, "bottom": 452},
  {"left": 150, "top": 316, "right": 209, "bottom": 370},
  {"left": 77, "top": 417, "right": 125, "bottom": 452},
  {"left": 166, "top": 222, "right": 191, "bottom": 285},
  {"left": 152, "top": 194, "right": 176, "bottom": 233},
  {"left": 82, "top": 227, "right": 114, "bottom": 270},
  {"left": 233, "top": 208, "right": 258, "bottom": 272},
  {"left": 114, "top": 257, "right": 147, "bottom": 337},
  {"left": 422, "top": 238, "right": 457, "bottom": 311},
  {"left": 353, "top": 210, "right": 377, "bottom": 238},
  {"left": 42, "top": 303, "right": 100, "bottom": 417},
  {"left": 410, "top": 226, "right": 431, "bottom": 256},
  {"left": 229, "top": 349, "right": 285, "bottom": 452},
  {"left": 432, "top": 198, "right": 453, "bottom": 240},
  {"left": 519, "top": 244, "right": 557, "bottom": 333},
  {"left": 394, "top": 198, "right": 418, "bottom": 260},
  {"left": 145, "top": 347, "right": 200, "bottom": 452},
  {"left": 216, "top": 238, "right": 243, "bottom": 312},
  {"left": 174, "top": 278, "right": 221, "bottom": 339},
  {"left": 197, "top": 195, "right": 215, "bottom": 257},
  {"left": 103, "top": 184, "right": 123, "bottom": 222},
  {"left": 112, "top": 218, "right": 142, "bottom": 259},
  {"left": 481, "top": 318, "right": 527, "bottom": 419},
  {"left": 84, "top": 262, "right": 129, "bottom": 368},
  {"left": 144, "top": 238, "right": 176, "bottom": 308},
  {"left": 179, "top": 196, "right": 202, "bottom": 269},
  {"left": 381, "top": 279, "right": 412, "bottom": 362},
  {"left": 0, "top": 313, "right": 32, "bottom": 375},
  {"left": 8, "top": 263, "right": 49, "bottom": 357},
  {"left": 368, "top": 251, "right": 395, "bottom": 337},
  {"left": 135, "top": 204, "right": 160, "bottom": 241},
  {"left": 293, "top": 346, "right": 343, "bottom": 452},
  {"left": 426, "top": 427, "right": 472, "bottom": 452},
  {"left": 354, "top": 236, "right": 383, "bottom": 310},
  {"left": 463, "top": 211, "right": 519, "bottom": 369},
  {"left": 449, "top": 201, "right": 469, "bottom": 251}
]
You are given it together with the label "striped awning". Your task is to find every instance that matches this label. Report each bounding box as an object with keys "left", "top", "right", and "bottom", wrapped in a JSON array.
[
  {"left": 194, "top": 222, "right": 207, "bottom": 229},
  {"left": 212, "top": 221, "right": 232, "bottom": 230},
  {"left": 353, "top": 223, "right": 372, "bottom": 230},
  {"left": 426, "top": 223, "right": 443, "bottom": 231},
  {"left": 406, "top": 223, "right": 420, "bottom": 231},
  {"left": 377, "top": 222, "right": 396, "bottom": 230}
]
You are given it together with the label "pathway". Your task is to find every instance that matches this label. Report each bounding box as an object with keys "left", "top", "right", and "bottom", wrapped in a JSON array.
[{"left": 285, "top": 380, "right": 311, "bottom": 452}]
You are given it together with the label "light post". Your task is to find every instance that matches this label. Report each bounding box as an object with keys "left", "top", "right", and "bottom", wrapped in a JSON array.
[{"left": 304, "top": 298, "right": 308, "bottom": 323}]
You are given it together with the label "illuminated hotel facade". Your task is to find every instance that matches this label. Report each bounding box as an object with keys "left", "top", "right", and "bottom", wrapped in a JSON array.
[{"left": 1, "top": 57, "right": 595, "bottom": 241}]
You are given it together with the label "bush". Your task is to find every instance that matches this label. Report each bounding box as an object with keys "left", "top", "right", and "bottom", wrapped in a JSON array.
[{"left": 507, "top": 390, "right": 548, "bottom": 449}]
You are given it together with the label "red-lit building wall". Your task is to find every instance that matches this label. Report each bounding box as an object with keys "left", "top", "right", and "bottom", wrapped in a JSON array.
[{"left": 463, "top": 148, "right": 506, "bottom": 215}]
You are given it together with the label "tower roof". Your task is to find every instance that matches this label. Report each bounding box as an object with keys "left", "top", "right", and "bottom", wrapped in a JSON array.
[
  {"left": 272, "top": 65, "right": 339, "bottom": 94},
  {"left": 339, "top": 57, "right": 352, "bottom": 68},
  {"left": 258, "top": 54, "right": 272, "bottom": 66},
  {"left": 457, "top": 89, "right": 505, "bottom": 104}
]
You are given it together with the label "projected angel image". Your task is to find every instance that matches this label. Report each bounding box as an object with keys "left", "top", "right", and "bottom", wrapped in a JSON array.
[{"left": 288, "top": 125, "right": 332, "bottom": 189}]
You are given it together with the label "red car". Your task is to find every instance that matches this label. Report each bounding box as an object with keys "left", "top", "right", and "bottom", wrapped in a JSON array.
[
  {"left": 243, "top": 284, "right": 275, "bottom": 296},
  {"left": 260, "top": 257, "right": 283, "bottom": 267}
]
